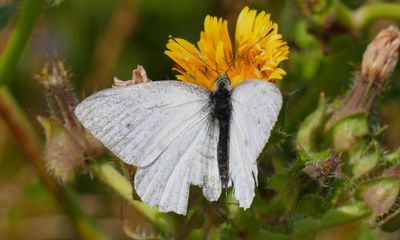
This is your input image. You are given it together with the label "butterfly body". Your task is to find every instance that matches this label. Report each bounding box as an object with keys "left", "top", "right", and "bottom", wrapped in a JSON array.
[{"left": 210, "top": 74, "right": 232, "bottom": 188}]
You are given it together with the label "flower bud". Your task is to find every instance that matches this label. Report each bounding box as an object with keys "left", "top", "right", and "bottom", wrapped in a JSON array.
[
  {"left": 327, "top": 26, "right": 400, "bottom": 126},
  {"left": 303, "top": 153, "right": 341, "bottom": 187},
  {"left": 37, "top": 59, "right": 81, "bottom": 134},
  {"left": 356, "top": 178, "right": 400, "bottom": 226},
  {"left": 361, "top": 26, "right": 400, "bottom": 87},
  {"left": 38, "top": 117, "right": 85, "bottom": 182},
  {"left": 37, "top": 59, "right": 106, "bottom": 182}
]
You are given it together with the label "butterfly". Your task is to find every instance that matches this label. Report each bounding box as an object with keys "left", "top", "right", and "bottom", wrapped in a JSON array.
[
  {"left": 75, "top": 7, "right": 288, "bottom": 215},
  {"left": 74, "top": 71, "right": 281, "bottom": 215}
]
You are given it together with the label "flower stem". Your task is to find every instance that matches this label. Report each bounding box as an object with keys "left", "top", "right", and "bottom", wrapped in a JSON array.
[
  {"left": 94, "top": 162, "right": 176, "bottom": 234},
  {"left": 355, "top": 3, "right": 400, "bottom": 31},
  {"left": 0, "top": 0, "right": 46, "bottom": 86},
  {"left": 333, "top": 2, "right": 400, "bottom": 32}
]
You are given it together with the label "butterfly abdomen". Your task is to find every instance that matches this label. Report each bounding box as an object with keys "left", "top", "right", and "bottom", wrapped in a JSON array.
[{"left": 211, "top": 76, "right": 232, "bottom": 188}]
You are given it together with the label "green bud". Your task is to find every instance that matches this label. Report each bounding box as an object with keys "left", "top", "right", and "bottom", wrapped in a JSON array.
[
  {"left": 356, "top": 178, "right": 400, "bottom": 225},
  {"left": 326, "top": 113, "right": 369, "bottom": 153},
  {"left": 351, "top": 142, "right": 380, "bottom": 177}
]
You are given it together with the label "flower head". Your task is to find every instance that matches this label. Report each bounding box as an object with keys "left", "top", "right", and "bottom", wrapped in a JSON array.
[{"left": 165, "top": 6, "right": 289, "bottom": 90}]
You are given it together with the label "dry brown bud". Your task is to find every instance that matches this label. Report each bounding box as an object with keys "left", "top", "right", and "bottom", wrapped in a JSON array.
[
  {"left": 326, "top": 26, "right": 400, "bottom": 129},
  {"left": 361, "top": 26, "right": 400, "bottom": 85},
  {"left": 113, "top": 65, "right": 149, "bottom": 87},
  {"left": 303, "top": 153, "right": 342, "bottom": 187},
  {"left": 83, "top": 130, "right": 105, "bottom": 158},
  {"left": 37, "top": 59, "right": 81, "bottom": 134},
  {"left": 38, "top": 59, "right": 106, "bottom": 181},
  {"left": 38, "top": 117, "right": 85, "bottom": 182}
]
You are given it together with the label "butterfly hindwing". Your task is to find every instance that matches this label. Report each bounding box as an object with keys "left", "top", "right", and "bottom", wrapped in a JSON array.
[
  {"left": 75, "top": 81, "right": 221, "bottom": 214},
  {"left": 229, "top": 80, "right": 282, "bottom": 208},
  {"left": 134, "top": 114, "right": 221, "bottom": 214}
]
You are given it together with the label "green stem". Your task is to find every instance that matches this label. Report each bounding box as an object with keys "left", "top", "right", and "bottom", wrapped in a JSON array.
[
  {"left": 63, "top": 187, "right": 109, "bottom": 240},
  {"left": 354, "top": 3, "right": 400, "bottom": 31},
  {"left": 333, "top": 1, "right": 400, "bottom": 32},
  {"left": 94, "top": 162, "right": 176, "bottom": 234},
  {"left": 333, "top": 0, "right": 400, "bottom": 32},
  {"left": 332, "top": 0, "right": 355, "bottom": 30},
  {"left": 0, "top": 0, "right": 46, "bottom": 86}
]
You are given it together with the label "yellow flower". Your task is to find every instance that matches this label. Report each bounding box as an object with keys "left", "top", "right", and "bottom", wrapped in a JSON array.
[{"left": 165, "top": 6, "right": 289, "bottom": 91}]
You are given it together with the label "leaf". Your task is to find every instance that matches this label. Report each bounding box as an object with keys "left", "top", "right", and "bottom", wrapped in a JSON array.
[{"left": 296, "top": 93, "right": 327, "bottom": 151}]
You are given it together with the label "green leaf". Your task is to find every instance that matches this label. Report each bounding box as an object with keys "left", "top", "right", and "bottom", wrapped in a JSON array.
[
  {"left": 296, "top": 194, "right": 326, "bottom": 218},
  {"left": 296, "top": 93, "right": 327, "bottom": 151},
  {"left": 259, "top": 171, "right": 299, "bottom": 219}
]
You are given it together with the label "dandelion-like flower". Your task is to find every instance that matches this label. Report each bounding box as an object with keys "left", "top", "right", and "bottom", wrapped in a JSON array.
[{"left": 165, "top": 6, "right": 289, "bottom": 90}]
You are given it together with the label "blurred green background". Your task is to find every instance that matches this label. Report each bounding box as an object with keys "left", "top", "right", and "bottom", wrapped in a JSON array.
[{"left": 0, "top": 0, "right": 400, "bottom": 239}]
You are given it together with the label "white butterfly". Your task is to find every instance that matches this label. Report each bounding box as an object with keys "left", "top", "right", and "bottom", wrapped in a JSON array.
[{"left": 74, "top": 74, "right": 282, "bottom": 215}]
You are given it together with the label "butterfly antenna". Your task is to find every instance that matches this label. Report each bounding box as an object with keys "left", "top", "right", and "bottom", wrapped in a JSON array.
[
  {"left": 237, "top": 28, "right": 274, "bottom": 60},
  {"left": 223, "top": 28, "right": 274, "bottom": 75},
  {"left": 169, "top": 35, "right": 220, "bottom": 75},
  {"left": 222, "top": 57, "right": 235, "bottom": 76}
]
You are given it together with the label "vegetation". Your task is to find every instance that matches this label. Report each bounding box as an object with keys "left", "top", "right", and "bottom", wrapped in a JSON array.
[{"left": 0, "top": 0, "right": 400, "bottom": 239}]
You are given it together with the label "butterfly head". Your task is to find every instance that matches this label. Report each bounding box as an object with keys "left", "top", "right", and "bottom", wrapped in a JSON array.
[{"left": 215, "top": 74, "right": 231, "bottom": 91}]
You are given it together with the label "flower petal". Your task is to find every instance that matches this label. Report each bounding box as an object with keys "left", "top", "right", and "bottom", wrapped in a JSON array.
[{"left": 165, "top": 6, "right": 289, "bottom": 90}]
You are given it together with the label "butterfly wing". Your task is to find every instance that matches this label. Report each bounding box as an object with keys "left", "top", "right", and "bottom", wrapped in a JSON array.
[
  {"left": 75, "top": 81, "right": 221, "bottom": 214},
  {"left": 134, "top": 115, "right": 221, "bottom": 214},
  {"left": 75, "top": 81, "right": 209, "bottom": 167},
  {"left": 229, "top": 80, "right": 282, "bottom": 209}
]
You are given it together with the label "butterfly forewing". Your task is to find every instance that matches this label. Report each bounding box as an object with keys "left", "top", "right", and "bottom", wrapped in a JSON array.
[
  {"left": 229, "top": 80, "right": 282, "bottom": 208},
  {"left": 76, "top": 81, "right": 208, "bottom": 167},
  {"left": 74, "top": 81, "right": 221, "bottom": 214}
]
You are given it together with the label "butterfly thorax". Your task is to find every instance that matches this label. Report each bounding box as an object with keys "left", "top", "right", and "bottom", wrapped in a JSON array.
[
  {"left": 211, "top": 75, "right": 231, "bottom": 119},
  {"left": 210, "top": 74, "right": 232, "bottom": 188}
]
